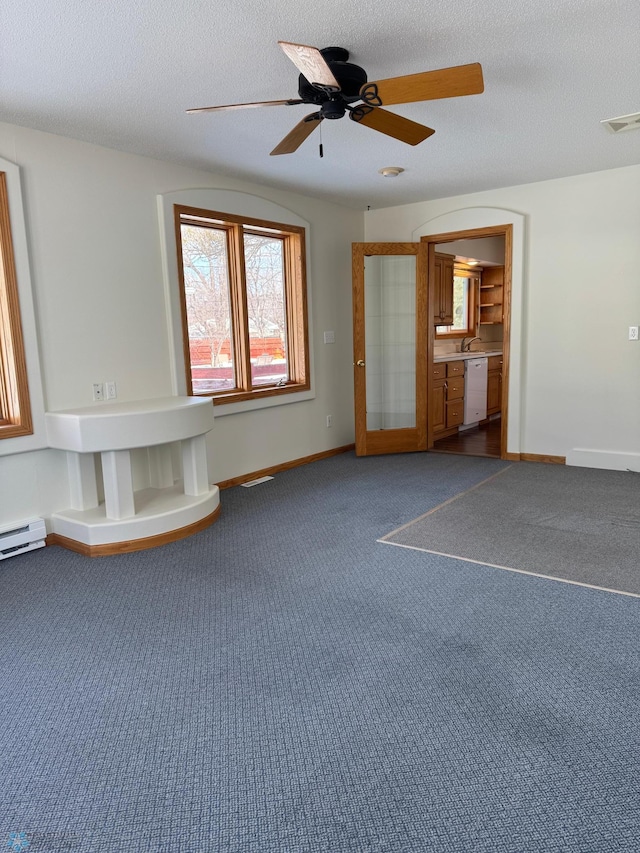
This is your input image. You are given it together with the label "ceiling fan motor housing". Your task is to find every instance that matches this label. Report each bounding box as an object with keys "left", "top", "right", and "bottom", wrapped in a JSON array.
[{"left": 297, "top": 47, "right": 368, "bottom": 106}]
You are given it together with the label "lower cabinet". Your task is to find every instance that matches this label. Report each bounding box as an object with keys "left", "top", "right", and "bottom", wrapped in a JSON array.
[
  {"left": 433, "top": 354, "right": 502, "bottom": 440},
  {"left": 487, "top": 355, "right": 503, "bottom": 416},
  {"left": 433, "top": 361, "right": 465, "bottom": 438},
  {"left": 433, "top": 369, "right": 446, "bottom": 434}
]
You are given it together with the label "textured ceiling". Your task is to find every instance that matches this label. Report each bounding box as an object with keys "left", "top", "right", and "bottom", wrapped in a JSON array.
[{"left": 2, "top": 0, "right": 639, "bottom": 209}]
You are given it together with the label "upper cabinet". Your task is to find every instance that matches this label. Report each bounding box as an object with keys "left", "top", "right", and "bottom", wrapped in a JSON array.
[
  {"left": 433, "top": 252, "right": 455, "bottom": 325},
  {"left": 479, "top": 265, "right": 504, "bottom": 325}
]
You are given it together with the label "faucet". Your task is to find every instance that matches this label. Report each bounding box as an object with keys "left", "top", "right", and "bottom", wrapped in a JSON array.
[{"left": 461, "top": 336, "right": 481, "bottom": 352}]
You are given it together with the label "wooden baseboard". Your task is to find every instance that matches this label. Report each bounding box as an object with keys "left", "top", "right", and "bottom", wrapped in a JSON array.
[
  {"left": 216, "top": 444, "right": 355, "bottom": 490},
  {"left": 521, "top": 453, "right": 566, "bottom": 464},
  {"left": 505, "top": 452, "right": 566, "bottom": 464},
  {"left": 46, "top": 505, "right": 221, "bottom": 557}
]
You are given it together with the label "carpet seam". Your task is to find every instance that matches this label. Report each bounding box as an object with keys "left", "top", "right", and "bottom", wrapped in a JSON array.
[
  {"left": 378, "top": 463, "right": 514, "bottom": 542},
  {"left": 377, "top": 539, "right": 640, "bottom": 599}
]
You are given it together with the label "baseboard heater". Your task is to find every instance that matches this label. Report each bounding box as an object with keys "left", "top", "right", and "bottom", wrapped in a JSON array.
[{"left": 0, "top": 518, "right": 46, "bottom": 561}]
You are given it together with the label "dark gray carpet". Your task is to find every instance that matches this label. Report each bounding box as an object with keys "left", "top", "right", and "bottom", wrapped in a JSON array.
[
  {"left": 2, "top": 452, "right": 640, "bottom": 851},
  {"left": 381, "top": 461, "right": 640, "bottom": 596}
]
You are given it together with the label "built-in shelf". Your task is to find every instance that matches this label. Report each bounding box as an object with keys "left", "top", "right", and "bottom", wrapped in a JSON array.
[
  {"left": 479, "top": 266, "right": 504, "bottom": 326},
  {"left": 45, "top": 396, "right": 219, "bottom": 555}
]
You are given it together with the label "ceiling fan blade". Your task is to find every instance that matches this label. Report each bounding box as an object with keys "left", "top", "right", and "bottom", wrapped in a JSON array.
[
  {"left": 278, "top": 41, "right": 340, "bottom": 91},
  {"left": 349, "top": 106, "right": 435, "bottom": 145},
  {"left": 270, "top": 113, "right": 323, "bottom": 155},
  {"left": 186, "top": 99, "right": 305, "bottom": 114},
  {"left": 360, "top": 62, "right": 484, "bottom": 107}
]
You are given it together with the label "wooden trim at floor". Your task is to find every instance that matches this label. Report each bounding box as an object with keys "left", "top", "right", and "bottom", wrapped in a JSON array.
[
  {"left": 505, "top": 452, "right": 566, "bottom": 464},
  {"left": 521, "top": 452, "right": 566, "bottom": 464},
  {"left": 216, "top": 444, "right": 355, "bottom": 490},
  {"left": 46, "top": 505, "right": 221, "bottom": 557}
]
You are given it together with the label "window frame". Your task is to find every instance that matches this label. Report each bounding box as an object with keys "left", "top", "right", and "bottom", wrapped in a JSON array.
[
  {"left": 174, "top": 205, "right": 310, "bottom": 406},
  {"left": 0, "top": 170, "right": 33, "bottom": 440},
  {"left": 435, "top": 262, "right": 480, "bottom": 340}
]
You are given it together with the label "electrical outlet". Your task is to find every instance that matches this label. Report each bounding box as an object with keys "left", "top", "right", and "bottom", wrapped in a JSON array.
[
  {"left": 92, "top": 383, "right": 104, "bottom": 401},
  {"left": 629, "top": 326, "right": 639, "bottom": 341},
  {"left": 105, "top": 381, "right": 117, "bottom": 400},
  {"left": 326, "top": 414, "right": 333, "bottom": 428}
]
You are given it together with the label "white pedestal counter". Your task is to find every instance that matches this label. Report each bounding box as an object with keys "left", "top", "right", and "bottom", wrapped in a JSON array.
[{"left": 46, "top": 396, "right": 219, "bottom": 555}]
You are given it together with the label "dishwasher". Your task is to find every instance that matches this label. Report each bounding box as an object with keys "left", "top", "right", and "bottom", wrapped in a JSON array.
[{"left": 463, "top": 357, "right": 488, "bottom": 425}]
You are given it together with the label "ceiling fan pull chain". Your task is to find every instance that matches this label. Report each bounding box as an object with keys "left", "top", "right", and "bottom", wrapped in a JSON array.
[{"left": 319, "top": 121, "right": 324, "bottom": 158}]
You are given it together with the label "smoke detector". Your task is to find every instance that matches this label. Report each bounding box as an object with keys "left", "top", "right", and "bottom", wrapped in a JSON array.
[
  {"left": 600, "top": 112, "right": 640, "bottom": 134},
  {"left": 378, "top": 166, "right": 405, "bottom": 177}
]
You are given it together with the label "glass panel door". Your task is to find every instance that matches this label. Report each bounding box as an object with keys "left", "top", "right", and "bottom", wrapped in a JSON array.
[{"left": 352, "top": 243, "right": 428, "bottom": 456}]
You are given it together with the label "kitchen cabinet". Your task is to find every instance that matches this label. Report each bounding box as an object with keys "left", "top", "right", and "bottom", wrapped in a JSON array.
[
  {"left": 479, "top": 265, "right": 504, "bottom": 326},
  {"left": 487, "top": 354, "right": 503, "bottom": 415},
  {"left": 433, "top": 360, "right": 465, "bottom": 438},
  {"left": 432, "top": 364, "right": 446, "bottom": 434},
  {"left": 433, "top": 252, "right": 455, "bottom": 325}
]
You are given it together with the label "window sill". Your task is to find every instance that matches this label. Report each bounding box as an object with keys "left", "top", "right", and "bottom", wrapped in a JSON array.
[
  {"left": 207, "top": 382, "right": 311, "bottom": 407},
  {"left": 203, "top": 386, "right": 315, "bottom": 418}
]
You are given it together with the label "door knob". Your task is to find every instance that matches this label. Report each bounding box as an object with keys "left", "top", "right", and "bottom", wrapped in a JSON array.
[{"left": 356, "top": 359, "right": 365, "bottom": 367}]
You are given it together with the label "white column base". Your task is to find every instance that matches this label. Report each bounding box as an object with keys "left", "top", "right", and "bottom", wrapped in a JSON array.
[{"left": 50, "top": 483, "right": 220, "bottom": 547}]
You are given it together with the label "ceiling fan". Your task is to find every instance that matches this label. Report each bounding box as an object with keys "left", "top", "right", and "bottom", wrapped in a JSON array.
[{"left": 187, "top": 42, "right": 484, "bottom": 156}]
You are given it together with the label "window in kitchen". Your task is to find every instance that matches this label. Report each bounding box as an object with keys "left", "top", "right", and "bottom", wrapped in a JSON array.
[
  {"left": 175, "top": 205, "right": 309, "bottom": 404},
  {"left": 436, "top": 263, "right": 479, "bottom": 339},
  {"left": 0, "top": 170, "right": 32, "bottom": 439}
]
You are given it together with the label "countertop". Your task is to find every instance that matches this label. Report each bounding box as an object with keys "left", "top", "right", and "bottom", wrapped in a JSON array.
[{"left": 433, "top": 350, "right": 503, "bottom": 363}]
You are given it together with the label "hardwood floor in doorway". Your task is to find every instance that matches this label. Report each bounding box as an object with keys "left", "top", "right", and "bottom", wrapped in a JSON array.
[{"left": 432, "top": 418, "right": 501, "bottom": 458}]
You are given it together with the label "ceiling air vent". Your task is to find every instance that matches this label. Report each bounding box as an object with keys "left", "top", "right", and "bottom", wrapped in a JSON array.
[{"left": 600, "top": 112, "right": 640, "bottom": 134}]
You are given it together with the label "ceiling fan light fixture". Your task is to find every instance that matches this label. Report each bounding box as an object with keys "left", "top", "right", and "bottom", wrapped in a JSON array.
[
  {"left": 321, "top": 99, "right": 347, "bottom": 119},
  {"left": 378, "top": 166, "right": 405, "bottom": 177}
]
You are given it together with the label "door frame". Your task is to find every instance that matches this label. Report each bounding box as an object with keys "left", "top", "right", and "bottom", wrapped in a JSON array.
[{"left": 421, "top": 224, "right": 513, "bottom": 459}]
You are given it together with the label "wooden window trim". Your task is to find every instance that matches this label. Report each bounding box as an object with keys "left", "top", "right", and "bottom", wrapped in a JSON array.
[
  {"left": 175, "top": 205, "right": 310, "bottom": 405},
  {"left": 0, "top": 171, "right": 32, "bottom": 439},
  {"left": 435, "top": 263, "right": 480, "bottom": 340}
]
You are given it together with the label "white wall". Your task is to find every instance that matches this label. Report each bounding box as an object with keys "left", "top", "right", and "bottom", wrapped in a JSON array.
[
  {"left": 0, "top": 122, "right": 362, "bottom": 527},
  {"left": 365, "top": 164, "right": 640, "bottom": 470}
]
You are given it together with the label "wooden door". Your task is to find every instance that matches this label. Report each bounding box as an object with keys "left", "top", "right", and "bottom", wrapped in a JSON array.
[{"left": 352, "top": 242, "right": 428, "bottom": 456}]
